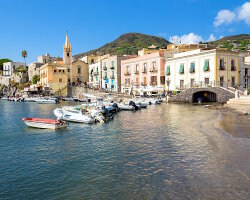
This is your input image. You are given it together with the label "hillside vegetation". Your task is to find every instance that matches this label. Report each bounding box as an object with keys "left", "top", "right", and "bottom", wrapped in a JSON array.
[{"left": 74, "top": 33, "right": 170, "bottom": 58}]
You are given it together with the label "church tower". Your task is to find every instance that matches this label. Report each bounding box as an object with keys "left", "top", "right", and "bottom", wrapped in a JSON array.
[{"left": 63, "top": 33, "right": 72, "bottom": 65}]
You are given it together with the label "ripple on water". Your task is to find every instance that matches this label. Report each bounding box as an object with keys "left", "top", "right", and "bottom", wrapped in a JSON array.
[{"left": 0, "top": 101, "right": 249, "bottom": 199}]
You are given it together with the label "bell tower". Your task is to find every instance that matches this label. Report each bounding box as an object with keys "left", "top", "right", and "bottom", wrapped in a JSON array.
[{"left": 63, "top": 33, "right": 72, "bottom": 65}]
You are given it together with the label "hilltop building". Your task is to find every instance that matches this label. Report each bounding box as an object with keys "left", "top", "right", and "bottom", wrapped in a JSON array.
[{"left": 39, "top": 34, "right": 89, "bottom": 95}]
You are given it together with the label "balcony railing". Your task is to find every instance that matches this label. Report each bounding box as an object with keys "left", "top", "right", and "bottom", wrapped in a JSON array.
[
  {"left": 150, "top": 82, "right": 157, "bottom": 86},
  {"left": 124, "top": 72, "right": 130, "bottom": 76},
  {"left": 219, "top": 65, "right": 226, "bottom": 70},
  {"left": 110, "top": 66, "right": 115, "bottom": 70},
  {"left": 231, "top": 66, "right": 237, "bottom": 71},
  {"left": 134, "top": 71, "right": 139, "bottom": 74},
  {"left": 149, "top": 69, "right": 158, "bottom": 73},
  {"left": 142, "top": 70, "right": 147, "bottom": 74},
  {"left": 94, "top": 71, "right": 99, "bottom": 75}
]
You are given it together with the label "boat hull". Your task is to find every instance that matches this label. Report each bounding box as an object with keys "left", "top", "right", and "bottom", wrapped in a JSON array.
[{"left": 22, "top": 118, "right": 66, "bottom": 129}]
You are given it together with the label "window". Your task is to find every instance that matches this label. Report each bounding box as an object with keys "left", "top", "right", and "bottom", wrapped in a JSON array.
[
  {"left": 166, "top": 66, "right": 170, "bottom": 75},
  {"left": 54, "top": 69, "right": 57, "bottom": 73},
  {"left": 126, "top": 66, "right": 129, "bottom": 74},
  {"left": 78, "top": 67, "right": 81, "bottom": 74},
  {"left": 136, "top": 77, "right": 139, "bottom": 85},
  {"left": 219, "top": 59, "right": 225, "bottom": 70},
  {"left": 67, "top": 53, "right": 69, "bottom": 57},
  {"left": 231, "top": 77, "right": 235, "bottom": 87},
  {"left": 143, "top": 77, "right": 147, "bottom": 85},
  {"left": 220, "top": 77, "right": 224, "bottom": 87},
  {"left": 59, "top": 70, "right": 61, "bottom": 73},
  {"left": 112, "top": 71, "right": 114, "bottom": 77},
  {"left": 96, "top": 76, "right": 98, "bottom": 81},
  {"left": 180, "top": 80, "right": 184, "bottom": 89},
  {"left": 150, "top": 76, "right": 157, "bottom": 85},
  {"left": 112, "top": 61, "right": 114, "bottom": 67},
  {"left": 189, "top": 63, "right": 195, "bottom": 73},
  {"left": 68, "top": 79, "right": 70, "bottom": 83},
  {"left": 67, "top": 69, "right": 70, "bottom": 72},
  {"left": 91, "top": 59, "right": 94, "bottom": 64},
  {"left": 160, "top": 76, "right": 165, "bottom": 84},
  {"left": 190, "top": 79, "right": 195, "bottom": 87},
  {"left": 59, "top": 78, "right": 62, "bottom": 83},
  {"left": 136, "top": 64, "right": 139, "bottom": 72},
  {"left": 125, "top": 78, "right": 130, "bottom": 86},
  {"left": 152, "top": 61, "right": 156, "bottom": 70},
  {"left": 231, "top": 60, "right": 236, "bottom": 71},
  {"left": 205, "top": 78, "right": 209, "bottom": 85},
  {"left": 179, "top": 64, "right": 184, "bottom": 74},
  {"left": 143, "top": 63, "right": 147, "bottom": 73},
  {"left": 63, "top": 70, "right": 65, "bottom": 73},
  {"left": 204, "top": 60, "right": 209, "bottom": 71}
]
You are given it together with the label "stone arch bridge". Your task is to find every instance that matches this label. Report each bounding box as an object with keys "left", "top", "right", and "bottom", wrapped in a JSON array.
[{"left": 169, "top": 87, "right": 235, "bottom": 103}]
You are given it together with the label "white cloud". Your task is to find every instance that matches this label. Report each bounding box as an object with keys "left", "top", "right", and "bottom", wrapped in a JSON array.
[
  {"left": 169, "top": 33, "right": 203, "bottom": 44},
  {"left": 237, "top": 2, "right": 250, "bottom": 25},
  {"left": 214, "top": 10, "right": 236, "bottom": 27},
  {"left": 219, "top": 35, "right": 224, "bottom": 39},
  {"left": 207, "top": 34, "right": 216, "bottom": 41}
]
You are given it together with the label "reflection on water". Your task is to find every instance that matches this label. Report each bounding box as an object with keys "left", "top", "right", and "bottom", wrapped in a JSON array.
[{"left": 0, "top": 101, "right": 249, "bottom": 200}]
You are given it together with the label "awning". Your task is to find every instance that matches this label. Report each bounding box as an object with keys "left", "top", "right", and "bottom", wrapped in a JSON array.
[
  {"left": 189, "top": 63, "right": 195, "bottom": 73},
  {"left": 179, "top": 64, "right": 184, "bottom": 74},
  {"left": 204, "top": 60, "right": 209, "bottom": 71}
]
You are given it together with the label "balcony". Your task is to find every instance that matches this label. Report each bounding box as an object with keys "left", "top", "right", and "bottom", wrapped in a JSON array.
[
  {"left": 110, "top": 66, "right": 115, "bottom": 70},
  {"left": 219, "top": 65, "right": 225, "bottom": 70},
  {"left": 103, "top": 66, "right": 107, "bottom": 70},
  {"left": 94, "top": 71, "right": 99, "bottom": 75},
  {"left": 150, "top": 82, "right": 157, "bottom": 86},
  {"left": 231, "top": 65, "right": 237, "bottom": 71},
  {"left": 142, "top": 70, "right": 147, "bottom": 74},
  {"left": 149, "top": 69, "right": 158, "bottom": 73},
  {"left": 110, "top": 75, "right": 115, "bottom": 79},
  {"left": 134, "top": 71, "right": 139, "bottom": 75},
  {"left": 124, "top": 72, "right": 131, "bottom": 76}
]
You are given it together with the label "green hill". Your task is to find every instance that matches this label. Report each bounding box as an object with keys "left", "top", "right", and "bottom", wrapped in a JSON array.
[
  {"left": 206, "top": 34, "right": 250, "bottom": 51},
  {"left": 74, "top": 32, "right": 170, "bottom": 59}
]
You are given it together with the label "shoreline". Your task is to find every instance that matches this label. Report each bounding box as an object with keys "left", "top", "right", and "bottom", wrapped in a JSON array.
[{"left": 208, "top": 104, "right": 250, "bottom": 139}]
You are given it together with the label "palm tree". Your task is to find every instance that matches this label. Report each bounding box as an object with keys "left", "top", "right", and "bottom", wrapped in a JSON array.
[{"left": 21, "top": 50, "right": 27, "bottom": 67}]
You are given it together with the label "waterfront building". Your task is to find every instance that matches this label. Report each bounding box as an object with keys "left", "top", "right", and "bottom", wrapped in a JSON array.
[
  {"left": 80, "top": 55, "right": 99, "bottom": 65},
  {"left": 39, "top": 34, "right": 89, "bottom": 95},
  {"left": 121, "top": 50, "right": 166, "bottom": 95},
  {"left": 164, "top": 48, "right": 241, "bottom": 92},
  {"left": 28, "top": 62, "right": 43, "bottom": 82},
  {"left": 2, "top": 62, "right": 25, "bottom": 76},
  {"left": 101, "top": 55, "right": 136, "bottom": 92},
  {"left": 89, "top": 61, "right": 101, "bottom": 89},
  {"left": 240, "top": 53, "right": 250, "bottom": 91}
]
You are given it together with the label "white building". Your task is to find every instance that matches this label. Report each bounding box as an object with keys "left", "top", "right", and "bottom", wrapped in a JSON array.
[
  {"left": 89, "top": 62, "right": 101, "bottom": 88},
  {"left": 3, "top": 62, "right": 25, "bottom": 76},
  {"left": 240, "top": 53, "right": 250, "bottom": 91},
  {"left": 165, "top": 48, "right": 241, "bottom": 92}
]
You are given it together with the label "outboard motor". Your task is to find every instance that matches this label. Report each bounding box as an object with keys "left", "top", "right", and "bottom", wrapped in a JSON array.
[
  {"left": 112, "top": 103, "right": 121, "bottom": 112},
  {"left": 129, "top": 101, "right": 140, "bottom": 110}
]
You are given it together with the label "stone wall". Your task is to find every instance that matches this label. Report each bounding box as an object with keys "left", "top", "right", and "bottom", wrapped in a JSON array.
[{"left": 169, "top": 87, "right": 235, "bottom": 103}]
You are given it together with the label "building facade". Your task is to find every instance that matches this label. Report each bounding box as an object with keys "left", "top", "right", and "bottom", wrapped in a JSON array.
[
  {"left": 101, "top": 55, "right": 135, "bottom": 92},
  {"left": 89, "top": 61, "right": 101, "bottom": 88},
  {"left": 28, "top": 62, "right": 43, "bottom": 82},
  {"left": 121, "top": 51, "right": 166, "bottom": 95},
  {"left": 3, "top": 62, "right": 25, "bottom": 76},
  {"left": 39, "top": 34, "right": 89, "bottom": 95},
  {"left": 165, "top": 49, "right": 241, "bottom": 92}
]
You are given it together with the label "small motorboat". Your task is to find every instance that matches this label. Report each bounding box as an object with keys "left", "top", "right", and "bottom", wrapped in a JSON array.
[
  {"left": 54, "top": 108, "right": 95, "bottom": 124},
  {"left": 22, "top": 118, "right": 66, "bottom": 129},
  {"left": 35, "top": 97, "right": 59, "bottom": 104}
]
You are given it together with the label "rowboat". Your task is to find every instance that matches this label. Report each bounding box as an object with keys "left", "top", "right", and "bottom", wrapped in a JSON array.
[{"left": 22, "top": 118, "right": 66, "bottom": 129}]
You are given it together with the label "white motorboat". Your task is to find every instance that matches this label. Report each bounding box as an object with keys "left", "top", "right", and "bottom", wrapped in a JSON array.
[
  {"left": 150, "top": 98, "right": 161, "bottom": 105},
  {"left": 54, "top": 108, "right": 94, "bottom": 124},
  {"left": 118, "top": 101, "right": 136, "bottom": 110},
  {"left": 133, "top": 98, "right": 149, "bottom": 108},
  {"left": 35, "top": 97, "right": 59, "bottom": 104},
  {"left": 0, "top": 96, "right": 9, "bottom": 100},
  {"left": 22, "top": 118, "right": 66, "bottom": 129}
]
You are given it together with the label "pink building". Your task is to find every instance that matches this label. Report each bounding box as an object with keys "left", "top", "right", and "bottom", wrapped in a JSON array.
[{"left": 121, "top": 50, "right": 166, "bottom": 95}]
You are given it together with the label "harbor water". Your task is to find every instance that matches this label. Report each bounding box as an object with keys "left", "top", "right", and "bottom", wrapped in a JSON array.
[{"left": 0, "top": 101, "right": 249, "bottom": 200}]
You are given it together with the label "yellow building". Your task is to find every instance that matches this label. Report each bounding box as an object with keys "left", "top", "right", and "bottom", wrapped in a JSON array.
[{"left": 39, "top": 34, "right": 89, "bottom": 95}]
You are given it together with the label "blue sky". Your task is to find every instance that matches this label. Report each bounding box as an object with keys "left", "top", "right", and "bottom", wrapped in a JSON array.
[{"left": 0, "top": 0, "right": 249, "bottom": 64}]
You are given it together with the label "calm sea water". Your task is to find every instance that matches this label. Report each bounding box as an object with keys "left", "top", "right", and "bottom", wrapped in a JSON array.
[{"left": 0, "top": 101, "right": 249, "bottom": 200}]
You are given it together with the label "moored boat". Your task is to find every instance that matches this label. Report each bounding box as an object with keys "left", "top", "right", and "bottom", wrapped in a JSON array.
[{"left": 22, "top": 118, "right": 66, "bottom": 129}]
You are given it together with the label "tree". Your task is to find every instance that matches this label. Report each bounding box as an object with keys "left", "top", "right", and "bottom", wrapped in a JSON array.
[
  {"left": 21, "top": 50, "right": 27, "bottom": 67},
  {"left": 32, "top": 75, "right": 40, "bottom": 84}
]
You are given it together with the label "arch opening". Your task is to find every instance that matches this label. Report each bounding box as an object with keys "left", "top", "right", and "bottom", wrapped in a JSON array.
[{"left": 192, "top": 91, "right": 217, "bottom": 103}]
